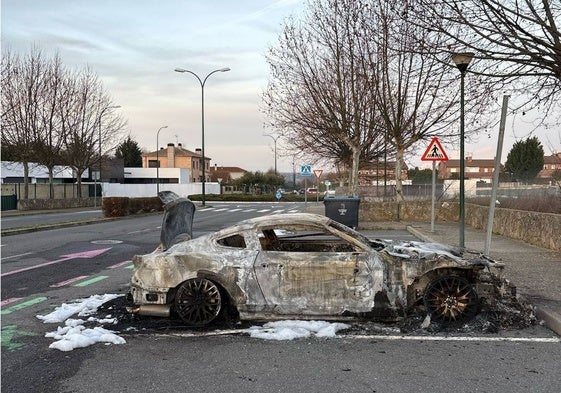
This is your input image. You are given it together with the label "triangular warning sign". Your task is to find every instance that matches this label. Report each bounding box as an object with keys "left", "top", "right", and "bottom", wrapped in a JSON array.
[{"left": 421, "top": 137, "right": 449, "bottom": 161}]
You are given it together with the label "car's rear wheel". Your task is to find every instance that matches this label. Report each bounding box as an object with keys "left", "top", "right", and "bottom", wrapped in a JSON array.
[
  {"left": 174, "top": 278, "right": 222, "bottom": 326},
  {"left": 423, "top": 275, "right": 479, "bottom": 323}
]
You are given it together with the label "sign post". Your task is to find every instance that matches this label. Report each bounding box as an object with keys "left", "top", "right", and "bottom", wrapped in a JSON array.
[
  {"left": 313, "top": 169, "right": 323, "bottom": 203},
  {"left": 421, "top": 137, "right": 449, "bottom": 232},
  {"left": 301, "top": 165, "right": 312, "bottom": 205}
]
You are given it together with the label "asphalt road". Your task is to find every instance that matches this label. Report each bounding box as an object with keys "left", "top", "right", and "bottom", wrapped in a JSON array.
[{"left": 2, "top": 202, "right": 560, "bottom": 393}]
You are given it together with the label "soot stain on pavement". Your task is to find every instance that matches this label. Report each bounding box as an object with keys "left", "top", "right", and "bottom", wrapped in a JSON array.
[{"left": 95, "top": 292, "right": 537, "bottom": 337}]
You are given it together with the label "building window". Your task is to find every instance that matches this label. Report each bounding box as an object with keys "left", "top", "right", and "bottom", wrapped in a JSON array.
[{"left": 148, "top": 160, "right": 159, "bottom": 168}]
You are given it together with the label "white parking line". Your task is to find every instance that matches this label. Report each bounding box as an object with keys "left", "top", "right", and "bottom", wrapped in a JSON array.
[
  {"left": 257, "top": 209, "right": 270, "bottom": 213},
  {"left": 2, "top": 252, "right": 34, "bottom": 261},
  {"left": 243, "top": 209, "right": 257, "bottom": 212},
  {"left": 229, "top": 209, "right": 242, "bottom": 212},
  {"left": 150, "top": 330, "right": 561, "bottom": 343},
  {"left": 346, "top": 334, "right": 561, "bottom": 343}
]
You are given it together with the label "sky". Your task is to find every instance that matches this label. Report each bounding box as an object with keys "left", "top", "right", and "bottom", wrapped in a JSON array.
[{"left": 2, "top": 0, "right": 559, "bottom": 173}]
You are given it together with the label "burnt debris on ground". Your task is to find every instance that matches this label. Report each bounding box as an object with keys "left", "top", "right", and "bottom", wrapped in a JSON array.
[{"left": 93, "top": 292, "right": 537, "bottom": 336}]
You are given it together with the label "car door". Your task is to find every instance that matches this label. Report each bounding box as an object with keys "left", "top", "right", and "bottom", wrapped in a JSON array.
[{"left": 253, "top": 227, "right": 379, "bottom": 316}]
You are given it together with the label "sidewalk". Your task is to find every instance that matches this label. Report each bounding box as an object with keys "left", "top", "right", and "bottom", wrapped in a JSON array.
[{"left": 367, "top": 221, "right": 561, "bottom": 336}]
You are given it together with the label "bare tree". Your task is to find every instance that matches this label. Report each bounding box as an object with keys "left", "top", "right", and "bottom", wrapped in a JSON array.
[
  {"left": 1, "top": 48, "right": 46, "bottom": 199},
  {"left": 365, "top": 1, "right": 492, "bottom": 200},
  {"left": 264, "top": 0, "right": 388, "bottom": 195},
  {"left": 61, "top": 67, "right": 125, "bottom": 197},
  {"left": 2, "top": 46, "right": 126, "bottom": 199},
  {"left": 34, "top": 52, "right": 67, "bottom": 198},
  {"left": 415, "top": 0, "right": 561, "bottom": 123}
]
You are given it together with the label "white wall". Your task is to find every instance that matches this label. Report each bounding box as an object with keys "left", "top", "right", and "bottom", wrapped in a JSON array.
[
  {"left": 124, "top": 167, "right": 190, "bottom": 183},
  {"left": 103, "top": 182, "right": 220, "bottom": 198},
  {"left": 443, "top": 179, "right": 478, "bottom": 198},
  {"left": 1, "top": 161, "right": 87, "bottom": 182}
]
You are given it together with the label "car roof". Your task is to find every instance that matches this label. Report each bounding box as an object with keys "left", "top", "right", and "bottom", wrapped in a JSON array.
[
  {"left": 227, "top": 213, "right": 331, "bottom": 232},
  {"left": 239, "top": 213, "right": 330, "bottom": 226}
]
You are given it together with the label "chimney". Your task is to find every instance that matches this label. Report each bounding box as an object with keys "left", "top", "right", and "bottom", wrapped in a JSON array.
[{"left": 167, "top": 143, "right": 175, "bottom": 168}]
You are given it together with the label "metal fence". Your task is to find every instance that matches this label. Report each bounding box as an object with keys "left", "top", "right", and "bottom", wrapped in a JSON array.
[{"left": 0, "top": 183, "right": 97, "bottom": 200}]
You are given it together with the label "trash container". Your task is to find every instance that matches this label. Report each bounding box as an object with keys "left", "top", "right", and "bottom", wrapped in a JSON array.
[{"left": 323, "top": 196, "right": 360, "bottom": 228}]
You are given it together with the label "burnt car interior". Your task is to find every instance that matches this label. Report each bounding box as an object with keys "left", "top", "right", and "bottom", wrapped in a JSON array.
[
  {"left": 216, "top": 234, "right": 247, "bottom": 248},
  {"left": 258, "top": 227, "right": 359, "bottom": 253}
]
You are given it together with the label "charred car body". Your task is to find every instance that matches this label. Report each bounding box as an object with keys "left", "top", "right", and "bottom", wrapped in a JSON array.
[{"left": 129, "top": 192, "right": 511, "bottom": 327}]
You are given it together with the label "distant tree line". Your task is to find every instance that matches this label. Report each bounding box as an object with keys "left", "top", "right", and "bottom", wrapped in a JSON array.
[{"left": 232, "top": 170, "right": 285, "bottom": 194}]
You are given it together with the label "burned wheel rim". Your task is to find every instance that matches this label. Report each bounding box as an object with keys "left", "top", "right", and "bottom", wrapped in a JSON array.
[
  {"left": 423, "top": 275, "right": 479, "bottom": 323},
  {"left": 175, "top": 278, "right": 222, "bottom": 326}
]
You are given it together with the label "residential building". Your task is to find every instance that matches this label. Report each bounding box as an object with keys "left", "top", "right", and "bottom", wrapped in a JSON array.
[
  {"left": 438, "top": 156, "right": 499, "bottom": 181},
  {"left": 358, "top": 160, "right": 408, "bottom": 185},
  {"left": 142, "top": 143, "right": 209, "bottom": 183},
  {"left": 208, "top": 165, "right": 247, "bottom": 183},
  {"left": 538, "top": 152, "right": 561, "bottom": 179}
]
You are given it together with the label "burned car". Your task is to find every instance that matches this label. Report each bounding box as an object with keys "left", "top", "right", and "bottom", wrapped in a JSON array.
[{"left": 129, "top": 193, "right": 508, "bottom": 327}]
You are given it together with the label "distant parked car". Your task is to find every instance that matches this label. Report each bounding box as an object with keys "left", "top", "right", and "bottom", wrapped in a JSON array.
[
  {"left": 128, "top": 192, "right": 509, "bottom": 327},
  {"left": 306, "top": 188, "right": 318, "bottom": 195},
  {"left": 324, "top": 189, "right": 336, "bottom": 196}
]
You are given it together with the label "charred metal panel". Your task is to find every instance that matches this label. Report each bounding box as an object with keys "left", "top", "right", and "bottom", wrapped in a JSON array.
[
  {"left": 158, "top": 191, "right": 196, "bottom": 250},
  {"left": 254, "top": 251, "right": 384, "bottom": 315}
]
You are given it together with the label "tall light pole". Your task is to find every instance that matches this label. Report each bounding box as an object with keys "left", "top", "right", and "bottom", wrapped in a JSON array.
[
  {"left": 263, "top": 134, "right": 280, "bottom": 175},
  {"left": 175, "top": 67, "right": 230, "bottom": 206},
  {"left": 156, "top": 125, "right": 168, "bottom": 194},
  {"left": 451, "top": 52, "right": 474, "bottom": 248}
]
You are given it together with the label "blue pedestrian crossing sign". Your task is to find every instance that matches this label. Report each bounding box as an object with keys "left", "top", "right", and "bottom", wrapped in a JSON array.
[{"left": 301, "top": 165, "right": 312, "bottom": 177}]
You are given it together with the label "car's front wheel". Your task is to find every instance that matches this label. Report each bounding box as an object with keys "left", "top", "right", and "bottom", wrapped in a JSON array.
[
  {"left": 174, "top": 278, "right": 222, "bottom": 326},
  {"left": 423, "top": 275, "right": 479, "bottom": 323}
]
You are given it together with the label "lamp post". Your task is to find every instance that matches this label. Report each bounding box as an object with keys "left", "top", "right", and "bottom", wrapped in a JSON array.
[
  {"left": 263, "top": 134, "right": 280, "bottom": 175},
  {"left": 156, "top": 125, "right": 168, "bottom": 194},
  {"left": 175, "top": 67, "right": 230, "bottom": 206},
  {"left": 97, "top": 104, "right": 120, "bottom": 207},
  {"left": 451, "top": 52, "right": 474, "bottom": 248}
]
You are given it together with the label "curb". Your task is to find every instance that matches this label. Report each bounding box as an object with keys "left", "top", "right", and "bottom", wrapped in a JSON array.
[{"left": 0, "top": 217, "right": 115, "bottom": 236}]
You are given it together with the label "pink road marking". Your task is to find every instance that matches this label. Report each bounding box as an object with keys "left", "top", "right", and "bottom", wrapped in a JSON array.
[
  {"left": 50, "top": 275, "right": 90, "bottom": 288},
  {"left": 1, "top": 248, "right": 111, "bottom": 277},
  {"left": 1, "top": 298, "right": 23, "bottom": 307},
  {"left": 109, "top": 260, "right": 132, "bottom": 269}
]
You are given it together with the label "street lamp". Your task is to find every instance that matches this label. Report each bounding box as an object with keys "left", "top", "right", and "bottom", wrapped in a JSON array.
[
  {"left": 174, "top": 67, "right": 230, "bottom": 206},
  {"left": 263, "top": 134, "right": 280, "bottom": 175},
  {"left": 156, "top": 125, "right": 168, "bottom": 194},
  {"left": 451, "top": 52, "right": 474, "bottom": 248}
]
